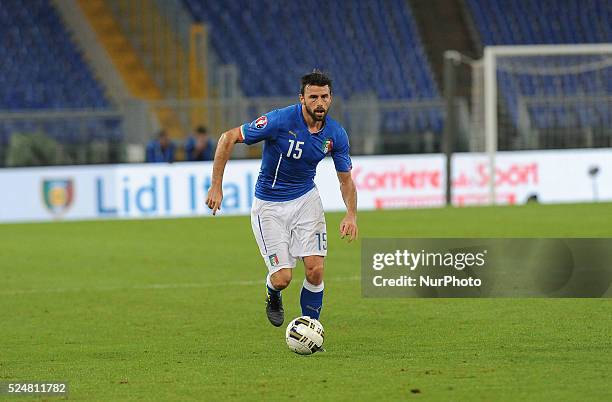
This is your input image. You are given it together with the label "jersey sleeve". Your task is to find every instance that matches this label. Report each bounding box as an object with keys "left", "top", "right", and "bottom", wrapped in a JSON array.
[
  {"left": 239, "top": 110, "right": 281, "bottom": 145},
  {"left": 332, "top": 127, "right": 352, "bottom": 172}
]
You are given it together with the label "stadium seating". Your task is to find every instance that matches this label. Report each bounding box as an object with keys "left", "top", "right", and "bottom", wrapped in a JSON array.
[
  {"left": 182, "top": 0, "right": 443, "bottom": 134},
  {"left": 467, "top": 0, "right": 610, "bottom": 45},
  {"left": 0, "top": 0, "right": 109, "bottom": 109},
  {"left": 467, "top": 0, "right": 611, "bottom": 131},
  {"left": 0, "top": 0, "right": 121, "bottom": 160}
]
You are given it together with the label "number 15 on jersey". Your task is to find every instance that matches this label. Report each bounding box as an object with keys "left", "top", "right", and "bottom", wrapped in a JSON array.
[{"left": 287, "top": 139, "right": 304, "bottom": 159}]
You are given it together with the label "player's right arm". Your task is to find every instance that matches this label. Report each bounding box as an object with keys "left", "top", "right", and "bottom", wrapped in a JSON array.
[
  {"left": 205, "top": 126, "right": 243, "bottom": 215},
  {"left": 206, "top": 111, "right": 279, "bottom": 215}
]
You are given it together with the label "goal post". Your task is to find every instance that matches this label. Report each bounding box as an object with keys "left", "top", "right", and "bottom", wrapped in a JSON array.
[{"left": 482, "top": 43, "right": 612, "bottom": 204}]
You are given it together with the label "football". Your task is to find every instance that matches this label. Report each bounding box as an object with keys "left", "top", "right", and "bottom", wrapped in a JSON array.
[{"left": 285, "top": 316, "right": 325, "bottom": 355}]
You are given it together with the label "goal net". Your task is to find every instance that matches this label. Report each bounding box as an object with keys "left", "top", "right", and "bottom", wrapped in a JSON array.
[{"left": 470, "top": 44, "right": 612, "bottom": 203}]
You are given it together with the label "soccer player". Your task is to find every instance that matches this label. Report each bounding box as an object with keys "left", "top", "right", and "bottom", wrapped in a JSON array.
[{"left": 206, "top": 70, "right": 358, "bottom": 327}]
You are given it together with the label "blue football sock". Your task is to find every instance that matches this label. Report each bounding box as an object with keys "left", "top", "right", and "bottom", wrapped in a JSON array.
[
  {"left": 300, "top": 279, "right": 324, "bottom": 319},
  {"left": 267, "top": 285, "right": 280, "bottom": 296}
]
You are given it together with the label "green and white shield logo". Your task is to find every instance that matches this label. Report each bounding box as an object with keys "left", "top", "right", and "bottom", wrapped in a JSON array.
[
  {"left": 322, "top": 139, "right": 333, "bottom": 154},
  {"left": 42, "top": 179, "right": 74, "bottom": 216}
]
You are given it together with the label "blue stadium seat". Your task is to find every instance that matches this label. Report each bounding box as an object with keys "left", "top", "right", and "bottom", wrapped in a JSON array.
[
  {"left": 0, "top": 0, "right": 122, "bottom": 150},
  {"left": 467, "top": 0, "right": 611, "bottom": 131},
  {"left": 183, "top": 0, "right": 442, "bottom": 134}
]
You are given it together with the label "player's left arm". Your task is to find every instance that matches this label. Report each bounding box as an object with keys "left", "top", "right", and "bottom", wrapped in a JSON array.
[
  {"left": 337, "top": 171, "right": 358, "bottom": 242},
  {"left": 331, "top": 127, "right": 358, "bottom": 242}
]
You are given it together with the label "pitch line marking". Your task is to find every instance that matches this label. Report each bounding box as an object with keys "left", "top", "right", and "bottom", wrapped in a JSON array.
[{"left": 0, "top": 276, "right": 360, "bottom": 296}]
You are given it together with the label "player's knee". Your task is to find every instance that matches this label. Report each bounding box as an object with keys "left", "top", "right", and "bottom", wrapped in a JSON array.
[
  {"left": 305, "top": 264, "right": 324, "bottom": 286},
  {"left": 271, "top": 269, "right": 292, "bottom": 290},
  {"left": 272, "top": 277, "right": 291, "bottom": 290}
]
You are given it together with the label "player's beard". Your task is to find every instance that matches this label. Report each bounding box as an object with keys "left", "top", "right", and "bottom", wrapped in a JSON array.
[{"left": 306, "top": 105, "right": 328, "bottom": 122}]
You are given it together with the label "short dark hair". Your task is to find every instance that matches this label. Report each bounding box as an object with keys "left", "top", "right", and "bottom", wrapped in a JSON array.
[
  {"left": 300, "top": 69, "right": 332, "bottom": 95},
  {"left": 195, "top": 125, "right": 208, "bottom": 135}
]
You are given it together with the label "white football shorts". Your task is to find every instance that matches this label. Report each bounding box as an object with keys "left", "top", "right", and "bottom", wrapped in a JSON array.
[{"left": 250, "top": 187, "right": 327, "bottom": 274}]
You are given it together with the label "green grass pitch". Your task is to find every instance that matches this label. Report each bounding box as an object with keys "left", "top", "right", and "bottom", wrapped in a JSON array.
[{"left": 1, "top": 203, "right": 611, "bottom": 401}]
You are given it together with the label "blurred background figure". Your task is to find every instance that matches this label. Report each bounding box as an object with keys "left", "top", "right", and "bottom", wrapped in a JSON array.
[
  {"left": 185, "top": 125, "right": 214, "bottom": 161},
  {"left": 145, "top": 130, "right": 175, "bottom": 163}
]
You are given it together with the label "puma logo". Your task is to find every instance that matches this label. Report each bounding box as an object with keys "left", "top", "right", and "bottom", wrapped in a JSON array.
[
  {"left": 306, "top": 305, "right": 322, "bottom": 313},
  {"left": 289, "top": 130, "right": 297, "bottom": 138}
]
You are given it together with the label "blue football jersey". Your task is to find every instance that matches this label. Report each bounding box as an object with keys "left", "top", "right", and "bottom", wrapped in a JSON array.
[{"left": 239, "top": 104, "right": 352, "bottom": 202}]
